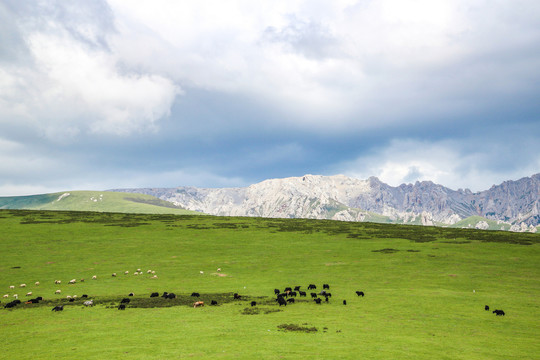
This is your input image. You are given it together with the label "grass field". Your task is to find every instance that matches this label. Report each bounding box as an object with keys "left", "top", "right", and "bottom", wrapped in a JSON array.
[{"left": 0, "top": 210, "right": 539, "bottom": 359}]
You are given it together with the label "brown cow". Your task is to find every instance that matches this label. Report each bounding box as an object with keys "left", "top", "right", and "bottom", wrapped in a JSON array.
[{"left": 193, "top": 301, "right": 204, "bottom": 308}]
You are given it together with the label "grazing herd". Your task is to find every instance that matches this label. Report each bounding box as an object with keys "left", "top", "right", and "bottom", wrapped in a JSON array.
[
  {"left": 272, "top": 283, "right": 357, "bottom": 306},
  {"left": 2, "top": 268, "right": 159, "bottom": 311},
  {"left": 2, "top": 273, "right": 506, "bottom": 318}
]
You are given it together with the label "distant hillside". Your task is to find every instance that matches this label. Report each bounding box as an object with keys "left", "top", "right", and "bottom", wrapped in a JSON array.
[
  {"left": 111, "top": 173, "right": 539, "bottom": 232},
  {"left": 0, "top": 191, "right": 201, "bottom": 215}
]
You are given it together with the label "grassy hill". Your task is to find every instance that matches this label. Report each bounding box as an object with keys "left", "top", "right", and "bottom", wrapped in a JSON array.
[
  {"left": 0, "top": 191, "right": 201, "bottom": 215},
  {"left": 0, "top": 209, "right": 538, "bottom": 359}
]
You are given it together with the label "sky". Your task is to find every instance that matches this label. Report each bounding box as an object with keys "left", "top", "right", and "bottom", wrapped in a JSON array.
[{"left": 1, "top": 0, "right": 539, "bottom": 196}]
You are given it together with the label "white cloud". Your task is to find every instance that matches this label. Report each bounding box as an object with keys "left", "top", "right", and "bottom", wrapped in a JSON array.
[
  {"left": 103, "top": 0, "right": 540, "bottom": 132},
  {"left": 0, "top": 3, "right": 180, "bottom": 140},
  {"left": 3, "top": 0, "right": 539, "bottom": 136},
  {"left": 337, "top": 139, "right": 540, "bottom": 191}
]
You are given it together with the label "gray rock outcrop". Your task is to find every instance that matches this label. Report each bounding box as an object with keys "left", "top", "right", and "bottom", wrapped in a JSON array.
[{"left": 111, "top": 173, "right": 540, "bottom": 231}]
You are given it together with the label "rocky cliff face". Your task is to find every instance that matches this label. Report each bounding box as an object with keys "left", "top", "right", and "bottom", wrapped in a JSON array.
[{"left": 112, "top": 173, "right": 540, "bottom": 231}]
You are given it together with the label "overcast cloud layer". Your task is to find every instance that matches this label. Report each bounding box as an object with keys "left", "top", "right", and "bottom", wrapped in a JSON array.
[{"left": 1, "top": 0, "right": 539, "bottom": 196}]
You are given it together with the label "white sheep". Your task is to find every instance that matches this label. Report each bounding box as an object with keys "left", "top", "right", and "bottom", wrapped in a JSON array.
[
  {"left": 3, "top": 294, "right": 9, "bottom": 298},
  {"left": 20, "top": 283, "right": 26, "bottom": 288},
  {"left": 9, "top": 285, "right": 14, "bottom": 289},
  {"left": 55, "top": 290, "right": 61, "bottom": 294},
  {"left": 112, "top": 273, "right": 117, "bottom": 277},
  {"left": 13, "top": 294, "right": 18, "bottom": 298},
  {"left": 35, "top": 281, "right": 40, "bottom": 286},
  {"left": 151, "top": 275, "right": 158, "bottom": 279},
  {"left": 92, "top": 275, "right": 97, "bottom": 280},
  {"left": 66, "top": 295, "right": 72, "bottom": 299},
  {"left": 124, "top": 271, "right": 129, "bottom": 275},
  {"left": 147, "top": 270, "right": 152, "bottom": 273},
  {"left": 69, "top": 279, "right": 76, "bottom": 284},
  {"left": 217, "top": 268, "right": 221, "bottom": 272},
  {"left": 73, "top": 295, "right": 77, "bottom": 299},
  {"left": 137, "top": 268, "right": 141, "bottom": 272},
  {"left": 26, "top": 292, "right": 32, "bottom": 296},
  {"left": 55, "top": 280, "right": 61, "bottom": 284},
  {"left": 83, "top": 300, "right": 93, "bottom": 307},
  {"left": 134, "top": 272, "right": 139, "bottom": 276},
  {"left": 151, "top": 271, "right": 155, "bottom": 274}
]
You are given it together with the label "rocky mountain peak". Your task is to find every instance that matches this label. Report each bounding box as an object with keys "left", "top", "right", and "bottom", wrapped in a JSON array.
[{"left": 112, "top": 173, "right": 540, "bottom": 231}]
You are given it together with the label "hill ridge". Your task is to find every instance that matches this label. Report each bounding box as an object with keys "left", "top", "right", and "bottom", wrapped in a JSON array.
[
  {"left": 0, "top": 191, "right": 199, "bottom": 215},
  {"left": 111, "top": 173, "right": 540, "bottom": 232}
]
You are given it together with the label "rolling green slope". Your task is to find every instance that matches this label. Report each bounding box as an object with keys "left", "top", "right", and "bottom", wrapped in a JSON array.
[
  {"left": 0, "top": 210, "right": 538, "bottom": 359},
  {"left": 0, "top": 191, "right": 201, "bottom": 215}
]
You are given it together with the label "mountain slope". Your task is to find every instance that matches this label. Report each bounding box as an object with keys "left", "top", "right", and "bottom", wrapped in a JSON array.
[
  {"left": 0, "top": 191, "right": 200, "bottom": 215},
  {"left": 112, "top": 173, "right": 539, "bottom": 232}
]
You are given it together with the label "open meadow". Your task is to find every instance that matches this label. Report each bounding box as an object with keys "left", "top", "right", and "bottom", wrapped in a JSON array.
[{"left": 0, "top": 209, "right": 539, "bottom": 359}]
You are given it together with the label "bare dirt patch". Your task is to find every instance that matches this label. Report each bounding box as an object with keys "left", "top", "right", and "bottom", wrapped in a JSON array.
[
  {"left": 372, "top": 248, "right": 400, "bottom": 254},
  {"left": 241, "top": 307, "right": 282, "bottom": 315},
  {"left": 277, "top": 323, "right": 318, "bottom": 333}
]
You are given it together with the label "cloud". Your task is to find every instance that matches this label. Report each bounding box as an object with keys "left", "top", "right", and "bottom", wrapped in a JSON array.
[
  {"left": 0, "top": 1, "right": 180, "bottom": 140},
  {"left": 4, "top": 1, "right": 539, "bottom": 137},
  {"left": 105, "top": 0, "right": 540, "bottom": 132},
  {"left": 0, "top": 135, "right": 247, "bottom": 195},
  {"left": 262, "top": 15, "right": 339, "bottom": 60},
  {"left": 0, "top": 0, "right": 538, "bottom": 196},
  {"left": 245, "top": 143, "right": 306, "bottom": 166},
  {"left": 108, "top": 169, "right": 248, "bottom": 189},
  {"left": 337, "top": 136, "right": 540, "bottom": 192},
  {"left": 0, "top": 137, "right": 72, "bottom": 196}
]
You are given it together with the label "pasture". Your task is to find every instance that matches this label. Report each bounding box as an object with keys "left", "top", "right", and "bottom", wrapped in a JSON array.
[{"left": 0, "top": 210, "right": 539, "bottom": 359}]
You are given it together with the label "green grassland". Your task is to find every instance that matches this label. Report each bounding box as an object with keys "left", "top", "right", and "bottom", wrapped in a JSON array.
[
  {"left": 0, "top": 191, "right": 199, "bottom": 215},
  {"left": 0, "top": 210, "right": 539, "bottom": 359}
]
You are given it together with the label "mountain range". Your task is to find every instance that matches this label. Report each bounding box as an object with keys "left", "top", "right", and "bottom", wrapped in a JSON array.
[{"left": 112, "top": 173, "right": 540, "bottom": 232}]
